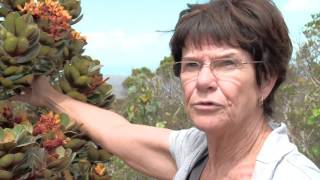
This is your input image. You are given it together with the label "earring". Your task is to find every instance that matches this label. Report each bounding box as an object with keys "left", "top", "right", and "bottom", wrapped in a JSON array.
[{"left": 258, "top": 96, "right": 264, "bottom": 106}]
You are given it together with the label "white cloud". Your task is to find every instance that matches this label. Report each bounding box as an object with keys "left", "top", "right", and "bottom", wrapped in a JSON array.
[
  {"left": 283, "top": 0, "right": 320, "bottom": 12},
  {"left": 80, "top": 29, "right": 172, "bottom": 75}
]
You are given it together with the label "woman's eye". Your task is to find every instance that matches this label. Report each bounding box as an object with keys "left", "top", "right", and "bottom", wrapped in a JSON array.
[
  {"left": 215, "top": 59, "right": 238, "bottom": 69},
  {"left": 182, "top": 62, "right": 200, "bottom": 72},
  {"left": 186, "top": 62, "right": 199, "bottom": 68}
]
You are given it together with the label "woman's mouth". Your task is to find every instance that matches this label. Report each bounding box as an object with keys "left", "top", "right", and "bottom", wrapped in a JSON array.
[{"left": 191, "top": 101, "right": 224, "bottom": 112}]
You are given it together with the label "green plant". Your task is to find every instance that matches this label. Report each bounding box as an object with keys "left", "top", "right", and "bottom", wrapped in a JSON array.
[{"left": 0, "top": 0, "right": 115, "bottom": 179}]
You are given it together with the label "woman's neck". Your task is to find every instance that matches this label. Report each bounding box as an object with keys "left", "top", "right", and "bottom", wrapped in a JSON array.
[{"left": 203, "top": 114, "right": 272, "bottom": 179}]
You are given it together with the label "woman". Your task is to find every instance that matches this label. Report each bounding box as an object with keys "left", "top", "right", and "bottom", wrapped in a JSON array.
[{"left": 19, "top": 0, "right": 319, "bottom": 179}]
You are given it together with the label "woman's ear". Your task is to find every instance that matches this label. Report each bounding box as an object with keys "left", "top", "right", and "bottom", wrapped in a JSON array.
[{"left": 260, "top": 76, "right": 277, "bottom": 100}]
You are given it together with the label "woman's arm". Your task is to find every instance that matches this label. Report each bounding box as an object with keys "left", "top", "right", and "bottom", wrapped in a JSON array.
[{"left": 20, "top": 76, "right": 177, "bottom": 179}]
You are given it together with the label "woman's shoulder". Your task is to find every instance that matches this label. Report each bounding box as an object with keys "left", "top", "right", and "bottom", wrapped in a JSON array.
[
  {"left": 273, "top": 150, "right": 320, "bottom": 179},
  {"left": 169, "top": 127, "right": 207, "bottom": 168},
  {"left": 255, "top": 121, "right": 320, "bottom": 179}
]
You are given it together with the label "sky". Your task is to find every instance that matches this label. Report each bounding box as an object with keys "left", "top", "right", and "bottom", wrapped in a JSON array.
[{"left": 73, "top": 0, "right": 320, "bottom": 76}]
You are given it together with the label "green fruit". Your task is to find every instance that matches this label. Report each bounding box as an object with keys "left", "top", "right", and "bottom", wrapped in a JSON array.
[
  {"left": 8, "top": 57, "right": 17, "bottom": 65},
  {"left": 0, "top": 78, "right": 14, "bottom": 88},
  {"left": 3, "top": 66, "right": 19, "bottom": 76},
  {"left": 3, "top": 12, "right": 19, "bottom": 34},
  {"left": 69, "top": 65, "right": 80, "bottom": 81},
  {"left": 0, "top": 61, "right": 7, "bottom": 71},
  {"left": 59, "top": 77, "right": 73, "bottom": 93},
  {"left": 72, "top": 58, "right": 91, "bottom": 75},
  {"left": 13, "top": 152, "right": 24, "bottom": 164},
  {"left": 14, "top": 74, "right": 33, "bottom": 85},
  {"left": 78, "top": 60, "right": 91, "bottom": 75},
  {"left": 13, "top": 0, "right": 28, "bottom": 8},
  {"left": 17, "top": 37, "right": 29, "bottom": 54},
  {"left": 47, "top": 157, "right": 64, "bottom": 169},
  {"left": 15, "top": 16, "right": 27, "bottom": 37},
  {"left": 40, "top": 30, "right": 54, "bottom": 45},
  {"left": 0, "top": 169, "right": 13, "bottom": 180},
  {"left": 38, "top": 45, "right": 50, "bottom": 56},
  {"left": 64, "top": 138, "right": 86, "bottom": 150},
  {"left": 64, "top": 64, "right": 72, "bottom": 81},
  {"left": 15, "top": 65, "right": 24, "bottom": 74},
  {"left": 5, "top": 31, "right": 14, "bottom": 39},
  {"left": 0, "top": 29, "right": 7, "bottom": 39},
  {"left": 0, "top": 154, "right": 14, "bottom": 168},
  {"left": 98, "top": 150, "right": 112, "bottom": 161},
  {"left": 3, "top": 36, "right": 18, "bottom": 54},
  {"left": 3, "top": 66, "right": 18, "bottom": 76},
  {"left": 63, "top": 46, "right": 69, "bottom": 58},
  {"left": 88, "top": 146, "right": 100, "bottom": 161},
  {"left": 47, "top": 48, "right": 58, "bottom": 57},
  {"left": 67, "top": 91, "right": 87, "bottom": 102},
  {"left": 23, "top": 25, "right": 38, "bottom": 40},
  {"left": 71, "top": 56, "right": 81, "bottom": 62},
  {"left": 74, "top": 75, "right": 89, "bottom": 86},
  {"left": 0, "top": 7, "right": 9, "bottom": 17}
]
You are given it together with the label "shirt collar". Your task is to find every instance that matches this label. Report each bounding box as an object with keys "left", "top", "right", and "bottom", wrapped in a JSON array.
[{"left": 256, "top": 122, "right": 297, "bottom": 163}]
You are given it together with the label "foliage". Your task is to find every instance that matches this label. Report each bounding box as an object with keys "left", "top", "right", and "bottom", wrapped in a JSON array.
[
  {"left": 120, "top": 56, "right": 190, "bottom": 129},
  {"left": 275, "top": 12, "right": 320, "bottom": 166},
  {"left": 0, "top": 0, "right": 115, "bottom": 179}
]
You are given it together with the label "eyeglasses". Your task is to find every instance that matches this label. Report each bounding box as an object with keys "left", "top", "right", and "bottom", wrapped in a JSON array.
[{"left": 173, "top": 59, "right": 264, "bottom": 80}]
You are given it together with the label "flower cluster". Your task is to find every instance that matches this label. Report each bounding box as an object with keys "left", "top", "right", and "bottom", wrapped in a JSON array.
[
  {"left": 33, "top": 111, "right": 66, "bottom": 151},
  {"left": 33, "top": 111, "right": 61, "bottom": 135},
  {"left": 0, "top": 105, "right": 28, "bottom": 124},
  {"left": 19, "top": 0, "right": 72, "bottom": 40}
]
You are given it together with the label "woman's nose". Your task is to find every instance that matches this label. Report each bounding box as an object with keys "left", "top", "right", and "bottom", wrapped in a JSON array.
[{"left": 196, "top": 65, "right": 218, "bottom": 92}]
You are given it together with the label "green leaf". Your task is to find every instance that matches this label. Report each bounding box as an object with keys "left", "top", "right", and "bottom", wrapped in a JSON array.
[
  {"left": 16, "top": 135, "right": 38, "bottom": 148},
  {"left": 55, "top": 146, "right": 66, "bottom": 159},
  {"left": 60, "top": 113, "right": 70, "bottom": 129},
  {"left": 311, "top": 145, "right": 320, "bottom": 158},
  {"left": 307, "top": 116, "right": 317, "bottom": 125},
  {"left": 0, "top": 127, "right": 4, "bottom": 141}
]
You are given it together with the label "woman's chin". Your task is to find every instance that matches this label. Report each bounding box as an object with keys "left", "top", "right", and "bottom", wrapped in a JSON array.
[{"left": 191, "top": 114, "right": 228, "bottom": 133}]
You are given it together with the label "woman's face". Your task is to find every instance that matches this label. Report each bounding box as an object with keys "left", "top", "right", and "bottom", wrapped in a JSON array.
[{"left": 181, "top": 43, "right": 271, "bottom": 132}]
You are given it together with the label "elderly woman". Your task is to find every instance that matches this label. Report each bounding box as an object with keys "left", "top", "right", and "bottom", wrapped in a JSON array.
[{"left": 20, "top": 0, "right": 319, "bottom": 179}]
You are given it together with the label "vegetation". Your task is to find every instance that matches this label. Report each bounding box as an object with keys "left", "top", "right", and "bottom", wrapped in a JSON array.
[
  {"left": 275, "top": 13, "right": 320, "bottom": 165},
  {"left": 0, "top": 0, "right": 114, "bottom": 179}
]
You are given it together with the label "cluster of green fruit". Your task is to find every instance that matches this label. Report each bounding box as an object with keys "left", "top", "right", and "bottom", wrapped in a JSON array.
[
  {"left": 0, "top": 0, "right": 28, "bottom": 15},
  {"left": 0, "top": 12, "right": 40, "bottom": 98},
  {"left": 53, "top": 55, "right": 115, "bottom": 109},
  {"left": 0, "top": 0, "right": 117, "bottom": 179},
  {"left": 0, "top": 151, "right": 24, "bottom": 179}
]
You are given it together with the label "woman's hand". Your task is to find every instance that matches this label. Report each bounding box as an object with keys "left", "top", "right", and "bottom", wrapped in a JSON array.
[{"left": 12, "top": 75, "right": 60, "bottom": 107}]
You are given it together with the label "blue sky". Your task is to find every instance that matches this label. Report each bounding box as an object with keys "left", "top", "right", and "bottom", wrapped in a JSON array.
[{"left": 73, "top": 0, "right": 320, "bottom": 76}]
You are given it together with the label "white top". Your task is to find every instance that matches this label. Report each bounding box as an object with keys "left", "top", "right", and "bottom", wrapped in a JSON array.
[{"left": 169, "top": 122, "right": 320, "bottom": 180}]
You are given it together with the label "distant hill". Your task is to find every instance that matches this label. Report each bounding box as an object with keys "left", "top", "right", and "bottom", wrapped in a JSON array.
[{"left": 105, "top": 75, "right": 128, "bottom": 99}]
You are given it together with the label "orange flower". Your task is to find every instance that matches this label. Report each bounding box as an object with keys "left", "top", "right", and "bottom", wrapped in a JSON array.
[
  {"left": 70, "top": 30, "right": 86, "bottom": 41},
  {"left": 33, "top": 111, "right": 61, "bottom": 135},
  {"left": 94, "top": 163, "right": 106, "bottom": 176}
]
